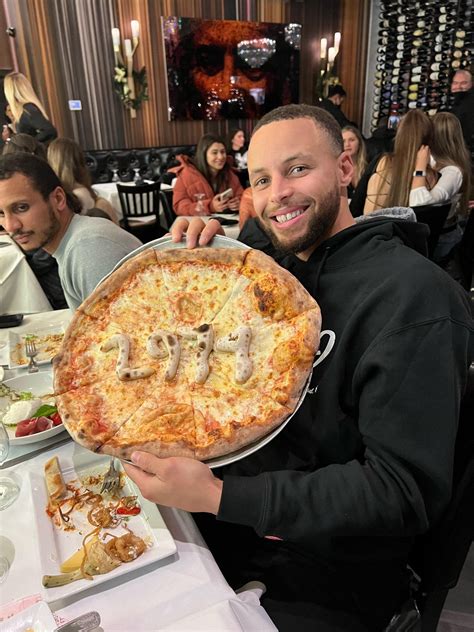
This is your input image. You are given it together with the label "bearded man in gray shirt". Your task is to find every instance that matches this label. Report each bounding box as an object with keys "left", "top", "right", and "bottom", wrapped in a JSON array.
[{"left": 0, "top": 153, "right": 142, "bottom": 310}]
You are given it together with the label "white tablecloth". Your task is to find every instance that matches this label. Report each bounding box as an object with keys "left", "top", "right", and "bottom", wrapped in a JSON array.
[
  {"left": 0, "top": 310, "right": 276, "bottom": 631},
  {"left": 0, "top": 235, "right": 52, "bottom": 315},
  {"left": 0, "top": 443, "right": 276, "bottom": 631}
]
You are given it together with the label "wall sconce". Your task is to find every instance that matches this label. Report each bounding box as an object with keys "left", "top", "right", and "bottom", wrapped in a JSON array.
[
  {"left": 111, "top": 20, "right": 148, "bottom": 118},
  {"left": 315, "top": 32, "right": 342, "bottom": 99}
]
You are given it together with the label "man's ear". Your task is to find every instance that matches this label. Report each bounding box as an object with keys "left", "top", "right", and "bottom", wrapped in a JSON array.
[
  {"left": 338, "top": 152, "right": 354, "bottom": 188},
  {"left": 50, "top": 186, "right": 68, "bottom": 212}
]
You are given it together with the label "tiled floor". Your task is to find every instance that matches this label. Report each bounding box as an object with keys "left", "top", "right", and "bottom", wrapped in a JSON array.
[{"left": 438, "top": 543, "right": 474, "bottom": 631}]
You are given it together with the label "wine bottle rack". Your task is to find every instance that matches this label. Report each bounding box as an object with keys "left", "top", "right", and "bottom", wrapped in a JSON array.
[{"left": 371, "top": 0, "right": 473, "bottom": 131}]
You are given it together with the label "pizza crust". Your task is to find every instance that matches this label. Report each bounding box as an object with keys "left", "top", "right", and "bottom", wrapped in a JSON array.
[{"left": 54, "top": 247, "right": 321, "bottom": 462}]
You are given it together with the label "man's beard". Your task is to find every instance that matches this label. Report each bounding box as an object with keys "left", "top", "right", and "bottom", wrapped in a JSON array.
[
  {"left": 12, "top": 203, "right": 61, "bottom": 252},
  {"left": 256, "top": 185, "right": 340, "bottom": 257}
]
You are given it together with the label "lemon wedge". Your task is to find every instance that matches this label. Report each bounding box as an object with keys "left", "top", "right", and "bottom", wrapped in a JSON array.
[{"left": 60, "top": 536, "right": 98, "bottom": 573}]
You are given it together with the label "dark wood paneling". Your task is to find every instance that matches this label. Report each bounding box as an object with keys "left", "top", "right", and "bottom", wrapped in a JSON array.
[{"left": 7, "top": 0, "right": 368, "bottom": 148}]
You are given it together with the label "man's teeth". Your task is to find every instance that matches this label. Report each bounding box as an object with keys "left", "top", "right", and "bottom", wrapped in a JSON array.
[{"left": 275, "top": 209, "right": 304, "bottom": 223}]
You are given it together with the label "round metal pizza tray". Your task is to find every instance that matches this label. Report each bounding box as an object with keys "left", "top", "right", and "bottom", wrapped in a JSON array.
[
  {"left": 98, "top": 234, "right": 250, "bottom": 288},
  {"left": 95, "top": 234, "right": 313, "bottom": 469},
  {"left": 204, "top": 369, "right": 313, "bottom": 469}
]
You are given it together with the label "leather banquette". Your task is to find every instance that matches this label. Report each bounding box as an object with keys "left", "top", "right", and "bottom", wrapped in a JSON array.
[{"left": 84, "top": 145, "right": 196, "bottom": 184}]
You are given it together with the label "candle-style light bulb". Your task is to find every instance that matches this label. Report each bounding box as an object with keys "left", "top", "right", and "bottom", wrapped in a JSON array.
[
  {"left": 328, "top": 47, "right": 336, "bottom": 63},
  {"left": 131, "top": 20, "right": 140, "bottom": 40},
  {"left": 320, "top": 38, "right": 327, "bottom": 60},
  {"left": 124, "top": 39, "right": 133, "bottom": 58},
  {"left": 334, "top": 32, "right": 341, "bottom": 53},
  {"left": 112, "top": 27, "right": 121, "bottom": 49}
]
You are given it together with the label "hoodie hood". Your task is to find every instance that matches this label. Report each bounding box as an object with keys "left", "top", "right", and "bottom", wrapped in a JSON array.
[{"left": 280, "top": 207, "right": 430, "bottom": 292}]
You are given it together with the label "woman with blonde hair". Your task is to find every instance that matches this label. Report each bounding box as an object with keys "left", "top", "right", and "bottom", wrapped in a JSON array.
[
  {"left": 409, "top": 111, "right": 471, "bottom": 260},
  {"left": 3, "top": 72, "right": 57, "bottom": 144},
  {"left": 48, "top": 138, "right": 118, "bottom": 222},
  {"left": 342, "top": 126, "right": 367, "bottom": 196},
  {"left": 364, "top": 109, "right": 435, "bottom": 214}
]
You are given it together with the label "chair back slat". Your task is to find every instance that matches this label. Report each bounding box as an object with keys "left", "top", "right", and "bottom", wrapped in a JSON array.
[{"left": 116, "top": 182, "right": 162, "bottom": 229}]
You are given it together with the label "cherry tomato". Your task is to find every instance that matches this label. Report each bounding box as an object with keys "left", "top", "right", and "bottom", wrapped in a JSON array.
[
  {"left": 116, "top": 506, "right": 141, "bottom": 516},
  {"left": 50, "top": 412, "right": 62, "bottom": 426}
]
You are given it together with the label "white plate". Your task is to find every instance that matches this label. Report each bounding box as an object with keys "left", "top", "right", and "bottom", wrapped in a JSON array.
[
  {"left": 30, "top": 453, "right": 176, "bottom": 603},
  {"left": 8, "top": 325, "right": 65, "bottom": 369},
  {"left": 0, "top": 373, "right": 66, "bottom": 445},
  {"left": 0, "top": 601, "right": 56, "bottom": 632}
]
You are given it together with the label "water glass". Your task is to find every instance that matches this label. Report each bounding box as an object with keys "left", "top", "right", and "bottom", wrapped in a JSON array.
[{"left": 0, "top": 422, "right": 20, "bottom": 510}]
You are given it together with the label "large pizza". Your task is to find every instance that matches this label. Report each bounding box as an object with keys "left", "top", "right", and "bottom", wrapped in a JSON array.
[{"left": 53, "top": 246, "right": 321, "bottom": 461}]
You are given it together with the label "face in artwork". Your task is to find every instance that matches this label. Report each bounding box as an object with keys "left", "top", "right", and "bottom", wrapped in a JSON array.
[{"left": 248, "top": 117, "right": 353, "bottom": 259}]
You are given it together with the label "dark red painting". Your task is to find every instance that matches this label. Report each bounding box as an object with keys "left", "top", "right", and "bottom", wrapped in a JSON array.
[{"left": 162, "top": 17, "right": 301, "bottom": 121}]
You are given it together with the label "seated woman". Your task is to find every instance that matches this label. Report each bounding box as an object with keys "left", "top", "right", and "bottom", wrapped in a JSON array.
[
  {"left": 173, "top": 133, "right": 243, "bottom": 216},
  {"left": 409, "top": 112, "right": 470, "bottom": 261},
  {"left": 226, "top": 128, "right": 249, "bottom": 188},
  {"left": 2, "top": 132, "right": 47, "bottom": 159},
  {"left": 364, "top": 109, "right": 436, "bottom": 214},
  {"left": 48, "top": 138, "right": 118, "bottom": 223},
  {"left": 342, "top": 126, "right": 367, "bottom": 199}
]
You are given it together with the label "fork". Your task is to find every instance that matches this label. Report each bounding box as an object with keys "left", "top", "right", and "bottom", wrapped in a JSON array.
[
  {"left": 100, "top": 458, "right": 120, "bottom": 494},
  {"left": 25, "top": 338, "right": 39, "bottom": 373}
]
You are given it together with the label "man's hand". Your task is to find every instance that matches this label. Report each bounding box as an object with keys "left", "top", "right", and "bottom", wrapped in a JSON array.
[
  {"left": 122, "top": 452, "right": 223, "bottom": 514},
  {"left": 170, "top": 217, "right": 224, "bottom": 248}
]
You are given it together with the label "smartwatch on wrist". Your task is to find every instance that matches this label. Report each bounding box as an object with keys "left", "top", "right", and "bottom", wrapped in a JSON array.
[{"left": 413, "top": 170, "right": 426, "bottom": 177}]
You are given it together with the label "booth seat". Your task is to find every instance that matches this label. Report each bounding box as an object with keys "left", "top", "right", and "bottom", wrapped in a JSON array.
[{"left": 84, "top": 144, "right": 196, "bottom": 184}]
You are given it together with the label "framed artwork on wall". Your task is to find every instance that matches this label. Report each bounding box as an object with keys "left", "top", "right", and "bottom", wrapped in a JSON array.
[{"left": 162, "top": 17, "right": 301, "bottom": 121}]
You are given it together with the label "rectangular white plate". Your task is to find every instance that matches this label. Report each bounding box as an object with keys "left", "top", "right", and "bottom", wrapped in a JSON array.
[
  {"left": 29, "top": 453, "right": 177, "bottom": 603},
  {"left": 0, "top": 601, "right": 56, "bottom": 632},
  {"left": 8, "top": 325, "right": 65, "bottom": 369}
]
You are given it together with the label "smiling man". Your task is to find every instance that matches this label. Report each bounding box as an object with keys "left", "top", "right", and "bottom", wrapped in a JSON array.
[
  {"left": 124, "top": 105, "right": 473, "bottom": 632},
  {"left": 0, "top": 153, "right": 141, "bottom": 309}
]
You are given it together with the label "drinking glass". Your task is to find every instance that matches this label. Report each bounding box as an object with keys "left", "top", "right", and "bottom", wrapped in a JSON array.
[
  {"left": 194, "top": 193, "right": 206, "bottom": 216},
  {"left": 0, "top": 422, "right": 20, "bottom": 510}
]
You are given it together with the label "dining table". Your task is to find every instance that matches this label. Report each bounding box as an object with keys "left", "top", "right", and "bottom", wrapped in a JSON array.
[
  {"left": 0, "top": 309, "right": 277, "bottom": 631},
  {"left": 0, "top": 234, "right": 53, "bottom": 315}
]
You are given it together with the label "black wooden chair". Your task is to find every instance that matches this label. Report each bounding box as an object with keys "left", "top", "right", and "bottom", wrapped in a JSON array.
[
  {"left": 158, "top": 188, "right": 176, "bottom": 231},
  {"left": 411, "top": 204, "right": 451, "bottom": 259},
  {"left": 116, "top": 181, "right": 166, "bottom": 243},
  {"left": 388, "top": 364, "right": 474, "bottom": 632}
]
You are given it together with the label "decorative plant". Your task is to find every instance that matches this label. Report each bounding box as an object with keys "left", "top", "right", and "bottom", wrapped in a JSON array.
[{"left": 113, "top": 63, "right": 148, "bottom": 111}]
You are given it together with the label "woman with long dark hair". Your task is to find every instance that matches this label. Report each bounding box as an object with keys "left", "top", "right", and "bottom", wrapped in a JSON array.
[{"left": 173, "top": 133, "right": 243, "bottom": 215}]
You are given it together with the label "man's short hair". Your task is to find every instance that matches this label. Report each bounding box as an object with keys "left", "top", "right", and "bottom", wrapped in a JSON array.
[
  {"left": 0, "top": 153, "right": 81, "bottom": 212},
  {"left": 252, "top": 103, "right": 344, "bottom": 155},
  {"left": 328, "top": 85, "right": 347, "bottom": 98}
]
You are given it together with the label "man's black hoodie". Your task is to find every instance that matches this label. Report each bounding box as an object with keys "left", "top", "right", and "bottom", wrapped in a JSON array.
[{"left": 218, "top": 211, "right": 473, "bottom": 568}]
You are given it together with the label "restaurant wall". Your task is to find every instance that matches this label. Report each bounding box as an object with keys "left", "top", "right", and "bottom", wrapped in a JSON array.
[{"left": 1, "top": 0, "right": 369, "bottom": 150}]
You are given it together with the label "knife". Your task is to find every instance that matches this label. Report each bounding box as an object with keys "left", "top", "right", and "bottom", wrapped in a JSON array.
[{"left": 55, "top": 611, "right": 101, "bottom": 632}]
